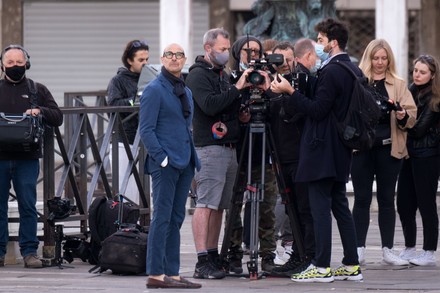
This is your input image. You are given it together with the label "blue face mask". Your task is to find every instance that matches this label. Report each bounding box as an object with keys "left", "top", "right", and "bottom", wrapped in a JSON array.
[
  {"left": 209, "top": 49, "right": 229, "bottom": 66},
  {"left": 314, "top": 44, "right": 329, "bottom": 62},
  {"left": 239, "top": 62, "right": 248, "bottom": 71},
  {"left": 311, "top": 59, "right": 321, "bottom": 74}
]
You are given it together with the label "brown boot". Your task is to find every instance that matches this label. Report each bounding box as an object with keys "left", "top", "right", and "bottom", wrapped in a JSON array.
[{"left": 23, "top": 255, "right": 43, "bottom": 268}]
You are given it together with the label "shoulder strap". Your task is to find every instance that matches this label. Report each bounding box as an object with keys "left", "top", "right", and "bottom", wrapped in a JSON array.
[
  {"left": 333, "top": 60, "right": 359, "bottom": 80},
  {"left": 26, "top": 79, "right": 39, "bottom": 108}
]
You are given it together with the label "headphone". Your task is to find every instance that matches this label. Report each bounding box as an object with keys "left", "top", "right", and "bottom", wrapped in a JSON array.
[
  {"left": 0, "top": 44, "right": 31, "bottom": 70},
  {"left": 211, "top": 121, "right": 228, "bottom": 139}
]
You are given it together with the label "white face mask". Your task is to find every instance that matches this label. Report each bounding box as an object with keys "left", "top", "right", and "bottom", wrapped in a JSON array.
[{"left": 311, "top": 59, "right": 321, "bottom": 74}]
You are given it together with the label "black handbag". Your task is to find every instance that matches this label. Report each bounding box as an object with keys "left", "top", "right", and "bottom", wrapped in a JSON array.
[
  {"left": 0, "top": 113, "right": 44, "bottom": 151},
  {"left": 0, "top": 79, "right": 44, "bottom": 152}
]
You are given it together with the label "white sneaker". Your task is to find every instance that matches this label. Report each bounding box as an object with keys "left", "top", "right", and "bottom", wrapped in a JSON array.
[
  {"left": 281, "top": 245, "right": 293, "bottom": 263},
  {"left": 274, "top": 250, "right": 286, "bottom": 265},
  {"left": 357, "top": 247, "right": 366, "bottom": 265},
  {"left": 410, "top": 250, "right": 436, "bottom": 266},
  {"left": 382, "top": 247, "right": 410, "bottom": 266},
  {"left": 399, "top": 247, "right": 417, "bottom": 261}
]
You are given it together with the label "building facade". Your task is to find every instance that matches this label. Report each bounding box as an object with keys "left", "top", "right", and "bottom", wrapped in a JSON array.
[{"left": 0, "top": 0, "right": 436, "bottom": 104}]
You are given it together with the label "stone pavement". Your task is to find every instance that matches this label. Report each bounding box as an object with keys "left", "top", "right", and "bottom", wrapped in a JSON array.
[{"left": 1, "top": 201, "right": 440, "bottom": 293}]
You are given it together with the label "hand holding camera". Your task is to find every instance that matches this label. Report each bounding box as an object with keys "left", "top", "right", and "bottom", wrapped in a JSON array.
[{"left": 271, "top": 74, "right": 295, "bottom": 95}]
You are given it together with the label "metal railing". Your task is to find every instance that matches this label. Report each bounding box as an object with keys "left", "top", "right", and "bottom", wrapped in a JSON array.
[{"left": 7, "top": 91, "right": 150, "bottom": 259}]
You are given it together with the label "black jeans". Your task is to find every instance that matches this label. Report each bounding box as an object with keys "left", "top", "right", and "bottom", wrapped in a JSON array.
[
  {"left": 351, "top": 145, "right": 403, "bottom": 248},
  {"left": 397, "top": 156, "right": 439, "bottom": 251},
  {"left": 308, "top": 178, "right": 358, "bottom": 268},
  {"left": 281, "top": 163, "right": 315, "bottom": 258}
]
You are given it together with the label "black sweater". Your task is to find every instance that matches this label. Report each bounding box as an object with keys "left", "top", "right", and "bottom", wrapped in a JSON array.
[
  {"left": 0, "top": 77, "right": 63, "bottom": 160},
  {"left": 186, "top": 56, "right": 242, "bottom": 147}
]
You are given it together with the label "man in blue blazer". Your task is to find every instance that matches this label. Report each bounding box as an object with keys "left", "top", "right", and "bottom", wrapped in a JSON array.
[
  {"left": 271, "top": 18, "right": 362, "bottom": 283},
  {"left": 140, "top": 43, "right": 201, "bottom": 289}
]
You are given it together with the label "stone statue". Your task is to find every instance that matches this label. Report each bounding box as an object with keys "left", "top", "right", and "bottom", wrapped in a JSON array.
[{"left": 243, "top": 0, "right": 337, "bottom": 42}]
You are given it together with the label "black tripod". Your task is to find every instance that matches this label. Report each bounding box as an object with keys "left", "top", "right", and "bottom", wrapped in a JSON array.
[
  {"left": 220, "top": 91, "right": 305, "bottom": 280},
  {"left": 53, "top": 224, "right": 74, "bottom": 269}
]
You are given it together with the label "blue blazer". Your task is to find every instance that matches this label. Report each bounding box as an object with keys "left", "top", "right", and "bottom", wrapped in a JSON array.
[{"left": 139, "top": 73, "right": 200, "bottom": 172}]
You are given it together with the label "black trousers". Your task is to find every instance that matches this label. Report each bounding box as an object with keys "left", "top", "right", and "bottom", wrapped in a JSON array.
[
  {"left": 308, "top": 178, "right": 358, "bottom": 268},
  {"left": 281, "top": 162, "right": 315, "bottom": 258},
  {"left": 397, "top": 156, "right": 439, "bottom": 251},
  {"left": 351, "top": 145, "right": 402, "bottom": 248}
]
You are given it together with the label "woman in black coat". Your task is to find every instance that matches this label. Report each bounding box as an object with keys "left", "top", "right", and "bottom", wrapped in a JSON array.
[{"left": 397, "top": 54, "right": 440, "bottom": 266}]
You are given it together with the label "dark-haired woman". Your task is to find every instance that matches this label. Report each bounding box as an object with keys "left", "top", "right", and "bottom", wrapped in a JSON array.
[{"left": 397, "top": 54, "right": 440, "bottom": 266}]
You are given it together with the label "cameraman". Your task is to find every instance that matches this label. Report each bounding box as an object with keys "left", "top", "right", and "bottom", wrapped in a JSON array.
[
  {"left": 268, "top": 39, "right": 318, "bottom": 277},
  {"left": 227, "top": 35, "right": 276, "bottom": 273},
  {"left": 186, "top": 28, "right": 254, "bottom": 280},
  {"left": 0, "top": 45, "right": 63, "bottom": 268}
]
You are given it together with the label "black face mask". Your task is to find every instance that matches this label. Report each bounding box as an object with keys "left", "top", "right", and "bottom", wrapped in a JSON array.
[{"left": 4, "top": 65, "right": 26, "bottom": 82}]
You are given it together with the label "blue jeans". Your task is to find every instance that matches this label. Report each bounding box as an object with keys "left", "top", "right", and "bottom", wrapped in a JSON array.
[
  {"left": 0, "top": 159, "right": 40, "bottom": 257},
  {"left": 146, "top": 161, "right": 194, "bottom": 276}
]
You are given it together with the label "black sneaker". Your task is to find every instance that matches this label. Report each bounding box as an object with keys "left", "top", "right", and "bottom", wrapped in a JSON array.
[
  {"left": 261, "top": 254, "right": 276, "bottom": 272},
  {"left": 212, "top": 255, "right": 230, "bottom": 274},
  {"left": 193, "top": 258, "right": 226, "bottom": 279},
  {"left": 228, "top": 257, "right": 243, "bottom": 274},
  {"left": 270, "top": 254, "right": 306, "bottom": 277}
]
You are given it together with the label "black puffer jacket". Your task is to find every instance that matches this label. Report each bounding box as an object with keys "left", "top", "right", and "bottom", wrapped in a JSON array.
[
  {"left": 186, "top": 56, "right": 242, "bottom": 147},
  {"left": 107, "top": 67, "right": 140, "bottom": 144},
  {"left": 407, "top": 83, "right": 440, "bottom": 158}
]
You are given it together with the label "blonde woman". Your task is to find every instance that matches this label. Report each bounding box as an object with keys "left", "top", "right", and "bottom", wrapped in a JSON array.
[{"left": 351, "top": 39, "right": 417, "bottom": 265}]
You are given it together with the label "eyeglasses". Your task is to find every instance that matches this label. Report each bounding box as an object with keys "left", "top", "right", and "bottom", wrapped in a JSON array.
[
  {"left": 163, "top": 51, "right": 185, "bottom": 59},
  {"left": 242, "top": 48, "right": 261, "bottom": 55},
  {"left": 130, "top": 40, "right": 148, "bottom": 50}
]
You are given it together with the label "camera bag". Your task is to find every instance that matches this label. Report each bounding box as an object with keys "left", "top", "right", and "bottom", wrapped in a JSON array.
[
  {"left": 88, "top": 195, "right": 140, "bottom": 264},
  {"left": 0, "top": 79, "right": 44, "bottom": 152},
  {"left": 98, "top": 227, "right": 148, "bottom": 275}
]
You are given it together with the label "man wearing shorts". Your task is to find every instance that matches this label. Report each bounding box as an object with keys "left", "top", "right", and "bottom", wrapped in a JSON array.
[{"left": 186, "top": 28, "right": 253, "bottom": 279}]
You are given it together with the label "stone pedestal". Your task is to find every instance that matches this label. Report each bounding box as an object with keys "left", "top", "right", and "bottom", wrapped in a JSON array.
[{"left": 5, "top": 242, "right": 18, "bottom": 265}]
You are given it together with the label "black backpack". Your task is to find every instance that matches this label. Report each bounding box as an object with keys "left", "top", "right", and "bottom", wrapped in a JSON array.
[
  {"left": 88, "top": 195, "right": 140, "bottom": 265},
  {"left": 97, "top": 227, "right": 148, "bottom": 275},
  {"left": 333, "top": 60, "right": 382, "bottom": 151}
]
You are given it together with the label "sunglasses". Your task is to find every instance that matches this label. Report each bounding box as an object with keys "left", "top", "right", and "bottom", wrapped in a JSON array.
[
  {"left": 163, "top": 51, "right": 185, "bottom": 59},
  {"left": 130, "top": 40, "right": 148, "bottom": 50}
]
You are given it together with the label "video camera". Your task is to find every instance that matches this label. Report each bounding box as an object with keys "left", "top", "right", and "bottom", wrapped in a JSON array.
[
  {"left": 47, "top": 197, "right": 77, "bottom": 225},
  {"left": 246, "top": 53, "right": 284, "bottom": 85}
]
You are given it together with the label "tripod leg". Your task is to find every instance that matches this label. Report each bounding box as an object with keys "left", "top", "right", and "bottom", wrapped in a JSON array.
[
  {"left": 54, "top": 225, "right": 63, "bottom": 267},
  {"left": 266, "top": 126, "right": 306, "bottom": 259},
  {"left": 219, "top": 126, "right": 249, "bottom": 265},
  {"left": 247, "top": 124, "right": 265, "bottom": 280}
]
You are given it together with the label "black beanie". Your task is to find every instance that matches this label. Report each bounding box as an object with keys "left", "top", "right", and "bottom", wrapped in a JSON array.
[{"left": 231, "top": 36, "right": 263, "bottom": 62}]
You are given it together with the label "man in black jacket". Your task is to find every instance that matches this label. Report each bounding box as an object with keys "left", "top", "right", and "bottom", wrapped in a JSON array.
[
  {"left": 269, "top": 39, "right": 318, "bottom": 277},
  {"left": 271, "top": 18, "right": 362, "bottom": 283},
  {"left": 186, "top": 28, "right": 252, "bottom": 279},
  {"left": 0, "top": 45, "right": 63, "bottom": 268}
]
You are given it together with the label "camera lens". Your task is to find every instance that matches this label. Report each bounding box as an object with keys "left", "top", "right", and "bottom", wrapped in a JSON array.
[{"left": 247, "top": 71, "right": 265, "bottom": 85}]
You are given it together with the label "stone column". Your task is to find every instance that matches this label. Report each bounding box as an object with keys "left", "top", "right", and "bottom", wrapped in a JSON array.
[
  {"left": 420, "top": 0, "right": 440, "bottom": 58},
  {"left": 376, "top": 0, "right": 408, "bottom": 80},
  {"left": 160, "top": 0, "right": 193, "bottom": 62},
  {"left": 0, "top": 0, "right": 22, "bottom": 48}
]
